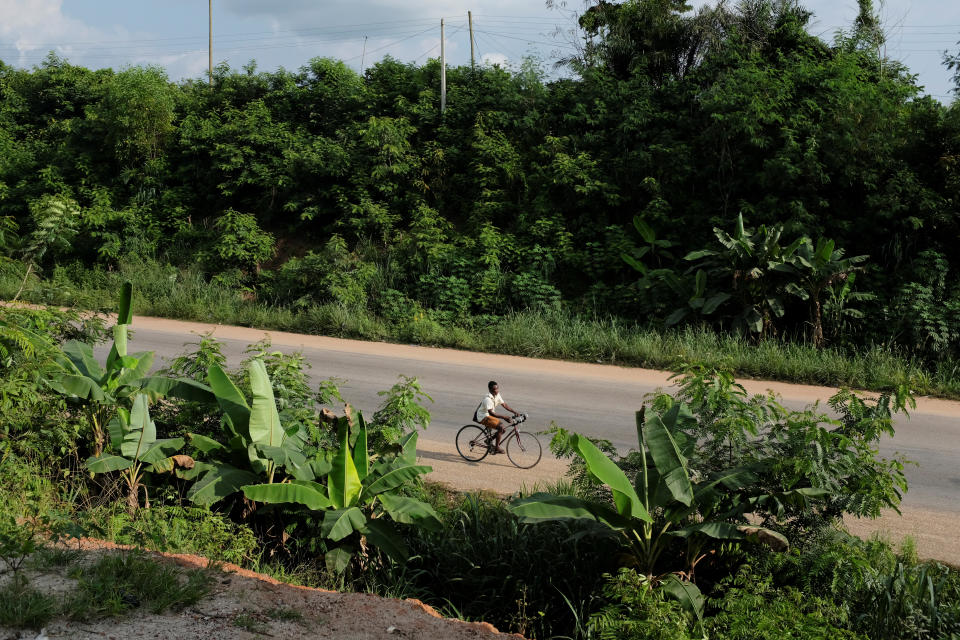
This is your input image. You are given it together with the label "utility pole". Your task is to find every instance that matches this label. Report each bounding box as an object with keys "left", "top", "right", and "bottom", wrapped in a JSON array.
[
  {"left": 360, "top": 35, "right": 368, "bottom": 74},
  {"left": 468, "top": 11, "right": 475, "bottom": 68},
  {"left": 440, "top": 19, "right": 446, "bottom": 113},
  {"left": 208, "top": 0, "right": 213, "bottom": 85}
]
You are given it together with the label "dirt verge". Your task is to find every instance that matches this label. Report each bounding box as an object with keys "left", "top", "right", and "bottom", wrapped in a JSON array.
[{"left": 0, "top": 538, "right": 523, "bottom": 640}]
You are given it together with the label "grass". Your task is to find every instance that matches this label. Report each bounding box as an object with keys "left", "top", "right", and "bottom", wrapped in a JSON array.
[
  {"left": 231, "top": 608, "right": 303, "bottom": 635},
  {"left": 266, "top": 606, "right": 304, "bottom": 622},
  {"left": 233, "top": 611, "right": 269, "bottom": 634},
  {"left": 29, "top": 546, "right": 82, "bottom": 571},
  {"left": 65, "top": 551, "right": 214, "bottom": 620},
  {"left": 5, "top": 258, "right": 960, "bottom": 399},
  {"left": 0, "top": 575, "right": 58, "bottom": 628}
]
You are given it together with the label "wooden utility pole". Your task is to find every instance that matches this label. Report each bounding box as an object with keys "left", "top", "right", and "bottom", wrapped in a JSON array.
[
  {"left": 208, "top": 0, "right": 213, "bottom": 85},
  {"left": 440, "top": 19, "right": 446, "bottom": 113},
  {"left": 360, "top": 35, "right": 368, "bottom": 74},
  {"left": 468, "top": 11, "right": 475, "bottom": 68}
]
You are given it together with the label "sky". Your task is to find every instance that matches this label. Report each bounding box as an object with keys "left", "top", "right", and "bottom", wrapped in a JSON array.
[{"left": 0, "top": 0, "right": 957, "bottom": 101}]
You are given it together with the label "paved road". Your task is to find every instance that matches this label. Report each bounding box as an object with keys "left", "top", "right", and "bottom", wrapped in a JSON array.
[{"left": 107, "top": 316, "right": 960, "bottom": 517}]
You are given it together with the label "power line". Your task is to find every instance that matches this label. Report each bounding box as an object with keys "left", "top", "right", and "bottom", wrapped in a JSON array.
[
  {"left": 339, "top": 25, "right": 437, "bottom": 63},
  {"left": 7, "top": 18, "right": 449, "bottom": 49},
  {"left": 473, "top": 29, "right": 578, "bottom": 51}
]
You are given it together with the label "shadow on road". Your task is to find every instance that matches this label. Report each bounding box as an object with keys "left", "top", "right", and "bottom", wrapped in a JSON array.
[{"left": 417, "top": 448, "right": 519, "bottom": 469}]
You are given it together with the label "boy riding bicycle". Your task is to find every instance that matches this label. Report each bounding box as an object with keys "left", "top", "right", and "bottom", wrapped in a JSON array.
[{"left": 475, "top": 380, "right": 520, "bottom": 454}]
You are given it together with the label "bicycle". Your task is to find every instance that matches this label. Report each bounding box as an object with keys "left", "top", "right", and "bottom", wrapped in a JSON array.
[{"left": 455, "top": 413, "right": 542, "bottom": 469}]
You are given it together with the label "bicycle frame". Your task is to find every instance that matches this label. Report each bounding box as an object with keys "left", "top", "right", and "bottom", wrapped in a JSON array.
[
  {"left": 483, "top": 414, "right": 528, "bottom": 447},
  {"left": 457, "top": 412, "right": 542, "bottom": 468}
]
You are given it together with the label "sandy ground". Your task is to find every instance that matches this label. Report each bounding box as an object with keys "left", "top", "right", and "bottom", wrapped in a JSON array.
[{"left": 0, "top": 540, "right": 520, "bottom": 640}]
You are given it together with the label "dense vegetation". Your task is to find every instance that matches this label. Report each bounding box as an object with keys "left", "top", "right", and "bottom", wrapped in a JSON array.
[
  {"left": 3, "top": 0, "right": 960, "bottom": 633},
  {"left": 2, "top": 291, "right": 959, "bottom": 638},
  {"left": 1, "top": 0, "right": 960, "bottom": 393}
]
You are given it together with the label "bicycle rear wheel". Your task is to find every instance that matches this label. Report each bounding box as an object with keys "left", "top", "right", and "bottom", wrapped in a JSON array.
[
  {"left": 456, "top": 425, "right": 491, "bottom": 462},
  {"left": 506, "top": 431, "right": 542, "bottom": 469}
]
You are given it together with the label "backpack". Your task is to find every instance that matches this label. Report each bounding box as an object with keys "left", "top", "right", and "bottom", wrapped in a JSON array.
[{"left": 472, "top": 401, "right": 484, "bottom": 424}]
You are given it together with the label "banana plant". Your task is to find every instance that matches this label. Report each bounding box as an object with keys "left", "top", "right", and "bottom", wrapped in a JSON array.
[
  {"left": 241, "top": 414, "right": 442, "bottom": 574},
  {"left": 45, "top": 282, "right": 214, "bottom": 455},
  {"left": 184, "top": 359, "right": 327, "bottom": 506},
  {"left": 782, "top": 237, "right": 869, "bottom": 347},
  {"left": 683, "top": 214, "right": 804, "bottom": 336},
  {"left": 510, "top": 403, "right": 799, "bottom": 618},
  {"left": 85, "top": 393, "right": 193, "bottom": 514}
]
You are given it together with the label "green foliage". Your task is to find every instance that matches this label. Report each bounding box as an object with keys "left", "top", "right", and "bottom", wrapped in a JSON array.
[
  {"left": 515, "top": 403, "right": 795, "bottom": 589},
  {"left": 85, "top": 393, "right": 190, "bottom": 514},
  {"left": 754, "top": 528, "right": 960, "bottom": 640},
  {"left": 705, "top": 567, "right": 865, "bottom": 639},
  {"left": 651, "top": 364, "right": 912, "bottom": 526},
  {"left": 370, "top": 490, "right": 618, "bottom": 639},
  {"left": 77, "top": 503, "right": 260, "bottom": 567},
  {"left": 268, "top": 235, "right": 375, "bottom": 308},
  {"left": 206, "top": 209, "right": 275, "bottom": 274},
  {"left": 0, "top": 513, "right": 40, "bottom": 576},
  {"left": 43, "top": 282, "right": 214, "bottom": 456},
  {"left": 587, "top": 569, "right": 699, "bottom": 640},
  {"left": 369, "top": 375, "right": 433, "bottom": 449},
  {"left": 241, "top": 418, "right": 440, "bottom": 574}
]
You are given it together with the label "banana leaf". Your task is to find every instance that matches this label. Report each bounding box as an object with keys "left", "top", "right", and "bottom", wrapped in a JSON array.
[
  {"left": 138, "top": 438, "right": 185, "bottom": 465},
  {"left": 148, "top": 454, "right": 195, "bottom": 474},
  {"left": 120, "top": 394, "right": 156, "bottom": 459},
  {"left": 569, "top": 433, "right": 650, "bottom": 523},
  {"left": 187, "top": 433, "right": 225, "bottom": 454},
  {"left": 46, "top": 373, "right": 108, "bottom": 401},
  {"left": 328, "top": 422, "right": 361, "bottom": 509},
  {"left": 139, "top": 377, "right": 215, "bottom": 403},
  {"left": 242, "top": 482, "right": 332, "bottom": 510},
  {"left": 61, "top": 340, "right": 105, "bottom": 380},
  {"left": 187, "top": 464, "right": 260, "bottom": 506},
  {"left": 398, "top": 430, "right": 419, "bottom": 465},
  {"left": 661, "top": 575, "right": 705, "bottom": 625},
  {"left": 86, "top": 454, "right": 133, "bottom": 473},
  {"left": 363, "top": 463, "right": 432, "bottom": 496},
  {"left": 322, "top": 507, "right": 366, "bottom": 541},
  {"left": 207, "top": 364, "right": 251, "bottom": 439},
  {"left": 509, "top": 493, "right": 629, "bottom": 529},
  {"left": 378, "top": 494, "right": 441, "bottom": 530},
  {"left": 352, "top": 413, "right": 369, "bottom": 481},
  {"left": 248, "top": 359, "right": 285, "bottom": 447},
  {"left": 361, "top": 519, "right": 407, "bottom": 562},
  {"left": 325, "top": 546, "right": 353, "bottom": 574},
  {"left": 643, "top": 405, "right": 694, "bottom": 506},
  {"left": 116, "top": 351, "right": 154, "bottom": 386}
]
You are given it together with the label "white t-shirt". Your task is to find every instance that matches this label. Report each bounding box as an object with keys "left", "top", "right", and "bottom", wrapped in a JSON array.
[{"left": 476, "top": 392, "right": 505, "bottom": 423}]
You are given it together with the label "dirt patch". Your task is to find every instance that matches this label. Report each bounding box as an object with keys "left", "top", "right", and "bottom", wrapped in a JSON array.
[{"left": 0, "top": 539, "right": 523, "bottom": 640}]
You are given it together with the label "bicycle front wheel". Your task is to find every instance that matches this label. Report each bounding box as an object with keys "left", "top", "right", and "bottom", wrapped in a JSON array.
[
  {"left": 506, "top": 431, "right": 542, "bottom": 469},
  {"left": 456, "top": 425, "right": 491, "bottom": 462}
]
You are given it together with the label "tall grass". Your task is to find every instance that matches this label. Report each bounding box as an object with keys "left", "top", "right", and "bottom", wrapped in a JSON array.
[{"left": 5, "top": 259, "right": 959, "bottom": 398}]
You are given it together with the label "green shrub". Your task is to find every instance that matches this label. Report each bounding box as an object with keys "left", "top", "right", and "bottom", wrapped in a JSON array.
[
  {"left": 206, "top": 209, "right": 275, "bottom": 274},
  {"left": 705, "top": 567, "right": 865, "bottom": 639},
  {"left": 368, "top": 492, "right": 618, "bottom": 639},
  {"left": 752, "top": 528, "right": 960, "bottom": 640},
  {"left": 587, "top": 568, "right": 695, "bottom": 640},
  {"left": 77, "top": 504, "right": 260, "bottom": 567}
]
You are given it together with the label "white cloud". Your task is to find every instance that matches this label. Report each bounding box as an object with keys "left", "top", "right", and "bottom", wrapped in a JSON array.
[{"left": 1, "top": 0, "right": 111, "bottom": 62}]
